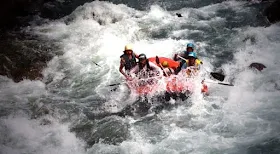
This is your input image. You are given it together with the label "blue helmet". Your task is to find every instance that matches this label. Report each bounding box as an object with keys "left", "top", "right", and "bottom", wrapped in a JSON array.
[
  {"left": 188, "top": 52, "right": 197, "bottom": 58},
  {"left": 186, "top": 43, "right": 195, "bottom": 48}
]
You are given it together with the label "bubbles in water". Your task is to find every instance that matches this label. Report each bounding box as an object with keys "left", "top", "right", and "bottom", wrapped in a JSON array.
[{"left": 1, "top": 0, "right": 280, "bottom": 153}]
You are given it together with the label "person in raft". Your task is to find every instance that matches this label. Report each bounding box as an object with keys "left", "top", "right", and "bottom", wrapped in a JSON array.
[
  {"left": 129, "top": 54, "right": 163, "bottom": 83},
  {"left": 176, "top": 52, "right": 202, "bottom": 76},
  {"left": 119, "top": 44, "right": 139, "bottom": 80},
  {"left": 178, "top": 52, "right": 208, "bottom": 94},
  {"left": 161, "top": 61, "right": 175, "bottom": 76},
  {"left": 173, "top": 43, "right": 203, "bottom": 74}
]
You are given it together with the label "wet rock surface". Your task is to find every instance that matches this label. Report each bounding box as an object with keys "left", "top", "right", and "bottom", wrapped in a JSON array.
[
  {"left": 0, "top": 31, "right": 59, "bottom": 82},
  {"left": 0, "top": 0, "right": 94, "bottom": 30},
  {"left": 263, "top": 0, "right": 280, "bottom": 23}
]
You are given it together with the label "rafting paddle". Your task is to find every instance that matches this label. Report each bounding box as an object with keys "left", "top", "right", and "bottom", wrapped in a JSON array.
[
  {"left": 177, "top": 55, "right": 225, "bottom": 81},
  {"left": 107, "top": 83, "right": 122, "bottom": 87},
  {"left": 210, "top": 72, "right": 225, "bottom": 81},
  {"left": 208, "top": 63, "right": 266, "bottom": 82},
  {"left": 156, "top": 56, "right": 169, "bottom": 76},
  {"left": 204, "top": 79, "right": 234, "bottom": 86},
  {"left": 93, "top": 61, "right": 101, "bottom": 67}
]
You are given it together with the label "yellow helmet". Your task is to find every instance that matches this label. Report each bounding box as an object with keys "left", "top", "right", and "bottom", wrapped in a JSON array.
[
  {"left": 162, "top": 61, "right": 169, "bottom": 67},
  {"left": 124, "top": 44, "right": 133, "bottom": 51}
]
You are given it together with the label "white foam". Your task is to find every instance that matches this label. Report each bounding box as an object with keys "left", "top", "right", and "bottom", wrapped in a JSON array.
[
  {"left": 2, "top": 1, "right": 280, "bottom": 153},
  {"left": 0, "top": 115, "right": 85, "bottom": 154}
]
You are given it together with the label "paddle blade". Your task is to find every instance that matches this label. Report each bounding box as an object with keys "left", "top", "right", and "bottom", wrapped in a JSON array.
[
  {"left": 155, "top": 56, "right": 160, "bottom": 64},
  {"left": 249, "top": 63, "right": 266, "bottom": 71},
  {"left": 107, "top": 83, "right": 121, "bottom": 87},
  {"left": 210, "top": 72, "right": 225, "bottom": 81},
  {"left": 204, "top": 79, "right": 234, "bottom": 86},
  {"left": 218, "top": 82, "right": 234, "bottom": 86}
]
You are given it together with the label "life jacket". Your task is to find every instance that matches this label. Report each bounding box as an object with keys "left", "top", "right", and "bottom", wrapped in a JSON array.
[
  {"left": 184, "top": 59, "right": 201, "bottom": 76},
  {"left": 120, "top": 53, "right": 137, "bottom": 70},
  {"left": 182, "top": 59, "right": 201, "bottom": 69}
]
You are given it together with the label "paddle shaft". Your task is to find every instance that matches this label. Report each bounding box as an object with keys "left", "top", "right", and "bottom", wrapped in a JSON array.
[
  {"left": 204, "top": 79, "right": 234, "bottom": 86},
  {"left": 155, "top": 56, "right": 169, "bottom": 76},
  {"left": 159, "top": 63, "right": 169, "bottom": 76},
  {"left": 93, "top": 61, "right": 101, "bottom": 67}
]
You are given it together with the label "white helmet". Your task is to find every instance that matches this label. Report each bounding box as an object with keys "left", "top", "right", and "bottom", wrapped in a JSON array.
[{"left": 124, "top": 44, "right": 133, "bottom": 51}]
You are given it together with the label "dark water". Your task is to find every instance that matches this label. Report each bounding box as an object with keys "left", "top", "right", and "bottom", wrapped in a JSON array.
[{"left": 1, "top": 0, "right": 280, "bottom": 154}]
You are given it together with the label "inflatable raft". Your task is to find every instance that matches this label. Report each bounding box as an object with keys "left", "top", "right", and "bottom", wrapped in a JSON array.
[{"left": 126, "top": 57, "right": 208, "bottom": 96}]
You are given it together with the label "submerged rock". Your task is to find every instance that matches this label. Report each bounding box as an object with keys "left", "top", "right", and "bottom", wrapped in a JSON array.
[{"left": 70, "top": 117, "right": 129, "bottom": 147}]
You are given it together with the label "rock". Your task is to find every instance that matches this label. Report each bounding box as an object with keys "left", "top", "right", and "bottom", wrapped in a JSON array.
[
  {"left": 0, "top": 0, "right": 94, "bottom": 30},
  {"left": 0, "top": 0, "right": 45, "bottom": 30},
  {"left": 263, "top": 0, "right": 280, "bottom": 23},
  {"left": 249, "top": 62, "right": 267, "bottom": 71},
  {"left": 176, "top": 13, "right": 183, "bottom": 17},
  {"left": 0, "top": 32, "right": 58, "bottom": 82}
]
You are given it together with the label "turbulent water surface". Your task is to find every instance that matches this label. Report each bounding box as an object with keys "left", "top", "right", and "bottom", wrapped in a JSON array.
[{"left": 1, "top": 0, "right": 280, "bottom": 154}]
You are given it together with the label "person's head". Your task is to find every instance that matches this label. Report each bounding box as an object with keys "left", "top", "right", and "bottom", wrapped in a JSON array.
[
  {"left": 124, "top": 44, "right": 133, "bottom": 55},
  {"left": 186, "top": 43, "right": 195, "bottom": 52},
  {"left": 138, "top": 54, "right": 147, "bottom": 65},
  {"left": 162, "top": 61, "right": 169, "bottom": 68},
  {"left": 188, "top": 52, "right": 197, "bottom": 66}
]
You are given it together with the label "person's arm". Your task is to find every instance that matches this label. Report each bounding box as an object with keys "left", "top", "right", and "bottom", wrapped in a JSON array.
[
  {"left": 173, "top": 53, "right": 178, "bottom": 61},
  {"left": 119, "top": 58, "right": 129, "bottom": 78},
  {"left": 174, "top": 60, "right": 185, "bottom": 75},
  {"left": 129, "top": 65, "right": 139, "bottom": 76},
  {"left": 134, "top": 53, "right": 139, "bottom": 59},
  {"left": 173, "top": 53, "right": 185, "bottom": 61}
]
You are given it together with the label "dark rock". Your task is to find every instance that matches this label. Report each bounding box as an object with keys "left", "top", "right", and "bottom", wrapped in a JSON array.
[
  {"left": 249, "top": 62, "right": 266, "bottom": 71},
  {"left": 176, "top": 13, "right": 183, "bottom": 17},
  {"left": 0, "top": 31, "right": 58, "bottom": 82},
  {"left": 0, "top": 0, "right": 46, "bottom": 30},
  {"left": 40, "top": 0, "right": 95, "bottom": 20},
  {"left": 0, "top": 0, "right": 94, "bottom": 30},
  {"left": 263, "top": 0, "right": 280, "bottom": 23}
]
